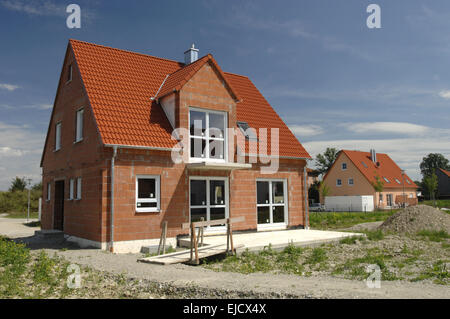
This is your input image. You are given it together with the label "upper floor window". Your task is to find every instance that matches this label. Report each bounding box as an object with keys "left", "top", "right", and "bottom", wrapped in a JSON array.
[
  {"left": 67, "top": 64, "right": 73, "bottom": 83},
  {"left": 189, "top": 108, "right": 226, "bottom": 161},
  {"left": 341, "top": 163, "right": 347, "bottom": 170},
  {"left": 348, "top": 178, "right": 354, "bottom": 185},
  {"left": 46, "top": 183, "right": 51, "bottom": 201},
  {"left": 55, "top": 122, "right": 61, "bottom": 151},
  {"left": 75, "top": 108, "right": 84, "bottom": 142},
  {"left": 336, "top": 179, "right": 342, "bottom": 186}
]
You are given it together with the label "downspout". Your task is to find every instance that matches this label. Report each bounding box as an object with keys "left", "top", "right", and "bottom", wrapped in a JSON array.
[
  {"left": 303, "top": 166, "right": 309, "bottom": 230},
  {"left": 110, "top": 146, "right": 118, "bottom": 252}
]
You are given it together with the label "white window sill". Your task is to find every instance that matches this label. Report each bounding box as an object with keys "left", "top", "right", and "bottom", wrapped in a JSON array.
[
  {"left": 73, "top": 138, "right": 83, "bottom": 144},
  {"left": 53, "top": 148, "right": 61, "bottom": 153},
  {"left": 136, "top": 209, "right": 160, "bottom": 213},
  {"left": 66, "top": 80, "right": 72, "bottom": 84}
]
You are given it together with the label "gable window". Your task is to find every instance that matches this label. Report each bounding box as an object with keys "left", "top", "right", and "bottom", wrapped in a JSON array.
[
  {"left": 76, "top": 177, "right": 82, "bottom": 200},
  {"left": 67, "top": 64, "right": 72, "bottom": 83},
  {"left": 46, "top": 183, "right": 51, "bottom": 201},
  {"left": 348, "top": 178, "right": 354, "bottom": 186},
  {"left": 336, "top": 179, "right": 342, "bottom": 186},
  {"left": 341, "top": 163, "right": 347, "bottom": 170},
  {"left": 136, "top": 175, "right": 160, "bottom": 212},
  {"left": 75, "top": 108, "right": 84, "bottom": 142},
  {"left": 189, "top": 108, "right": 226, "bottom": 161},
  {"left": 69, "top": 179, "right": 75, "bottom": 200},
  {"left": 55, "top": 122, "right": 61, "bottom": 151}
]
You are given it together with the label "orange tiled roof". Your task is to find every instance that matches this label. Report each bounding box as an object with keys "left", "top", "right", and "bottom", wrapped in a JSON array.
[
  {"left": 339, "top": 150, "right": 417, "bottom": 189},
  {"left": 439, "top": 168, "right": 450, "bottom": 178},
  {"left": 70, "top": 39, "right": 310, "bottom": 158}
]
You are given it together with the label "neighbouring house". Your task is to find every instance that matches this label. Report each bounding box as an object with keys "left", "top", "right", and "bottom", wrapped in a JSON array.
[
  {"left": 322, "top": 149, "right": 418, "bottom": 210},
  {"left": 307, "top": 168, "right": 320, "bottom": 187},
  {"left": 40, "top": 40, "right": 311, "bottom": 253},
  {"left": 436, "top": 168, "right": 450, "bottom": 199}
]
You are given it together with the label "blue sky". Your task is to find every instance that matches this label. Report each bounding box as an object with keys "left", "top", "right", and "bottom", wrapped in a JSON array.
[{"left": 0, "top": 0, "right": 449, "bottom": 190}]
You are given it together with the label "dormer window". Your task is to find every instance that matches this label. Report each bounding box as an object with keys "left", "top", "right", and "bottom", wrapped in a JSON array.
[
  {"left": 189, "top": 108, "right": 226, "bottom": 161},
  {"left": 237, "top": 121, "right": 258, "bottom": 141}
]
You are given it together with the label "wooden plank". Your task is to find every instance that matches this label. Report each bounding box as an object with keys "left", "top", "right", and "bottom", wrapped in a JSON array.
[
  {"left": 181, "top": 216, "right": 245, "bottom": 229},
  {"left": 138, "top": 244, "right": 244, "bottom": 265}
]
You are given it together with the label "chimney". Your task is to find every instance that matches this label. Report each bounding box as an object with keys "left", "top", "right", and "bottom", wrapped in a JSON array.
[
  {"left": 370, "top": 149, "right": 377, "bottom": 163},
  {"left": 184, "top": 43, "right": 199, "bottom": 65}
]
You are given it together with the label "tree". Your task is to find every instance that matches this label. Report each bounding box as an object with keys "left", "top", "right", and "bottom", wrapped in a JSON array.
[
  {"left": 315, "top": 148, "right": 339, "bottom": 175},
  {"left": 319, "top": 182, "right": 330, "bottom": 200},
  {"left": 308, "top": 181, "right": 320, "bottom": 204},
  {"left": 423, "top": 173, "right": 438, "bottom": 204},
  {"left": 32, "top": 182, "right": 42, "bottom": 191},
  {"left": 9, "top": 176, "right": 27, "bottom": 192},
  {"left": 419, "top": 153, "right": 450, "bottom": 178},
  {"left": 371, "top": 174, "right": 384, "bottom": 209}
]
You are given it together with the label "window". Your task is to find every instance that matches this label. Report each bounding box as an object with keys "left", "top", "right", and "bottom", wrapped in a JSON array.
[
  {"left": 409, "top": 193, "right": 414, "bottom": 198},
  {"left": 341, "top": 163, "right": 347, "bottom": 170},
  {"left": 189, "top": 108, "right": 226, "bottom": 160},
  {"left": 336, "top": 179, "right": 342, "bottom": 186},
  {"left": 75, "top": 109, "right": 84, "bottom": 142},
  {"left": 379, "top": 194, "right": 383, "bottom": 202},
  {"left": 55, "top": 122, "right": 61, "bottom": 151},
  {"left": 406, "top": 179, "right": 411, "bottom": 185},
  {"left": 67, "top": 64, "right": 72, "bottom": 83},
  {"left": 386, "top": 194, "right": 393, "bottom": 207},
  {"left": 69, "top": 179, "right": 75, "bottom": 200},
  {"left": 76, "top": 177, "right": 82, "bottom": 200},
  {"left": 395, "top": 178, "right": 401, "bottom": 184},
  {"left": 256, "top": 180, "right": 287, "bottom": 225},
  {"left": 237, "top": 121, "right": 258, "bottom": 141},
  {"left": 136, "top": 175, "right": 160, "bottom": 212},
  {"left": 46, "top": 183, "right": 51, "bottom": 201},
  {"left": 348, "top": 178, "right": 354, "bottom": 186},
  {"left": 383, "top": 177, "right": 390, "bottom": 183},
  {"left": 190, "top": 177, "right": 227, "bottom": 225}
]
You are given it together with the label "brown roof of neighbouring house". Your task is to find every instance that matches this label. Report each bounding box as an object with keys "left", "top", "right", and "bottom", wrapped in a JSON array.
[
  {"left": 325, "top": 150, "right": 418, "bottom": 189},
  {"left": 69, "top": 39, "right": 310, "bottom": 159},
  {"left": 439, "top": 168, "right": 450, "bottom": 178}
]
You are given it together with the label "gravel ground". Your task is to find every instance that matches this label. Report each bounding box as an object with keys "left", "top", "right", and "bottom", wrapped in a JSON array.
[
  {"left": 380, "top": 205, "right": 450, "bottom": 233},
  {"left": 2, "top": 216, "right": 449, "bottom": 299}
]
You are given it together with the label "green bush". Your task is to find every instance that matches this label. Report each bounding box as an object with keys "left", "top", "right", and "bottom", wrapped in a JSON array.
[
  {"left": 0, "top": 189, "right": 41, "bottom": 216},
  {"left": 417, "top": 230, "right": 450, "bottom": 242}
]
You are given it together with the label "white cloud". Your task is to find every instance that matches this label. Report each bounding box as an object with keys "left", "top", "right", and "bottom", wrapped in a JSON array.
[
  {"left": 0, "top": 121, "right": 44, "bottom": 190},
  {"left": 0, "top": 83, "right": 20, "bottom": 91},
  {"left": 346, "top": 122, "right": 429, "bottom": 135},
  {"left": 288, "top": 124, "right": 324, "bottom": 137},
  {"left": 438, "top": 90, "right": 450, "bottom": 99},
  {"left": 0, "top": 0, "right": 66, "bottom": 16}
]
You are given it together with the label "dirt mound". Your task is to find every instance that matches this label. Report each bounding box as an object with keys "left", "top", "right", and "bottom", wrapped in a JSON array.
[{"left": 379, "top": 205, "right": 450, "bottom": 234}]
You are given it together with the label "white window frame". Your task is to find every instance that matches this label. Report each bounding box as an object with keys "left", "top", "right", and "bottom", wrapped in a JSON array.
[
  {"left": 55, "top": 122, "right": 61, "bottom": 151},
  {"left": 188, "top": 107, "right": 227, "bottom": 163},
  {"left": 336, "top": 179, "right": 342, "bottom": 187},
  {"left": 135, "top": 175, "right": 160, "bottom": 213},
  {"left": 189, "top": 176, "right": 229, "bottom": 233},
  {"left": 341, "top": 163, "right": 347, "bottom": 170},
  {"left": 69, "top": 178, "right": 75, "bottom": 200},
  {"left": 46, "top": 183, "right": 51, "bottom": 201},
  {"left": 386, "top": 194, "right": 393, "bottom": 207},
  {"left": 348, "top": 178, "right": 354, "bottom": 186},
  {"left": 76, "top": 177, "right": 82, "bottom": 200},
  {"left": 256, "top": 178, "right": 288, "bottom": 231},
  {"left": 75, "top": 108, "right": 84, "bottom": 143}
]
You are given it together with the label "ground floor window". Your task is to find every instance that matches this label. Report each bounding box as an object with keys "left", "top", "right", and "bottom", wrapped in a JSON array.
[
  {"left": 190, "top": 177, "right": 228, "bottom": 225},
  {"left": 256, "top": 179, "right": 288, "bottom": 226},
  {"left": 386, "top": 194, "right": 393, "bottom": 207},
  {"left": 136, "top": 175, "right": 160, "bottom": 212}
]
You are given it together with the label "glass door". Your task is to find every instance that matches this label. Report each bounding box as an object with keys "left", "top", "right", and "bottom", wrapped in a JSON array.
[
  {"left": 257, "top": 180, "right": 287, "bottom": 228},
  {"left": 190, "top": 177, "right": 228, "bottom": 230}
]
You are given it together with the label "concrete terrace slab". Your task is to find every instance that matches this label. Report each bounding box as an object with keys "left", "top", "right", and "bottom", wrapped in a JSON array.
[{"left": 179, "top": 229, "right": 363, "bottom": 253}]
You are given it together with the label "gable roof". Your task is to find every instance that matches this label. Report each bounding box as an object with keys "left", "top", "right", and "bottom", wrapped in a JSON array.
[
  {"left": 438, "top": 168, "right": 450, "bottom": 178},
  {"left": 69, "top": 39, "right": 310, "bottom": 158},
  {"left": 326, "top": 150, "right": 417, "bottom": 189}
]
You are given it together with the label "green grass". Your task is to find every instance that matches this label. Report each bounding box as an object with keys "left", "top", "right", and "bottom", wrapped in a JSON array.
[
  {"left": 422, "top": 199, "right": 450, "bottom": 209},
  {"left": 417, "top": 230, "right": 450, "bottom": 242},
  {"left": 411, "top": 260, "right": 449, "bottom": 285},
  {"left": 309, "top": 210, "right": 396, "bottom": 230},
  {"left": 363, "top": 230, "right": 385, "bottom": 241}
]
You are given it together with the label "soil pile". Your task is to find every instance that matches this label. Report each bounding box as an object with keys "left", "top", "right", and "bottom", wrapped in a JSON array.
[{"left": 379, "top": 205, "right": 450, "bottom": 234}]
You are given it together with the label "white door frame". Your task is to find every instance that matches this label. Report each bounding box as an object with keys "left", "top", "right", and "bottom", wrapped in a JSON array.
[
  {"left": 256, "top": 178, "right": 289, "bottom": 231},
  {"left": 189, "top": 176, "right": 229, "bottom": 233}
]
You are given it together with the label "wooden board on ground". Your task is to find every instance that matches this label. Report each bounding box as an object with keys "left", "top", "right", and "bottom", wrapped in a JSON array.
[{"left": 138, "top": 244, "right": 245, "bottom": 265}]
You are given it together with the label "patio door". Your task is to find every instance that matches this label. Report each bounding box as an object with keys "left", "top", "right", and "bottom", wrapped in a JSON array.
[
  {"left": 190, "top": 177, "right": 228, "bottom": 230},
  {"left": 256, "top": 179, "right": 288, "bottom": 230}
]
